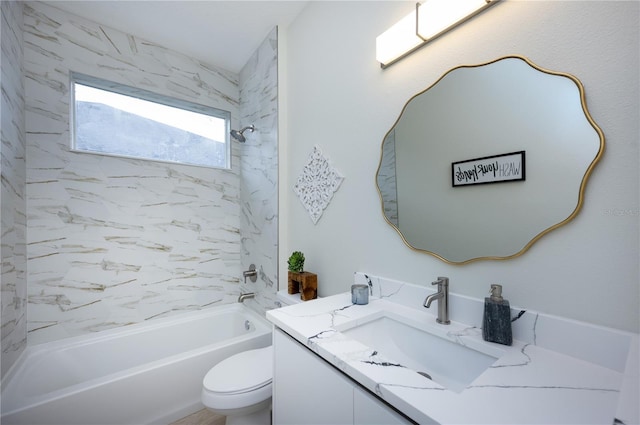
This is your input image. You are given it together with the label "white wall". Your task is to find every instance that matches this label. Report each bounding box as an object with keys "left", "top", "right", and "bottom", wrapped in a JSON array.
[{"left": 280, "top": 1, "right": 639, "bottom": 332}]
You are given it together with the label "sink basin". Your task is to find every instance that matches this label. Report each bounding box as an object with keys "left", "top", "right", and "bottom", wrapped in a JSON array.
[{"left": 340, "top": 314, "right": 500, "bottom": 392}]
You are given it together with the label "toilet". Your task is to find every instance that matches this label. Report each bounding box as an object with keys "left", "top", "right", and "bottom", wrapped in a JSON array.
[
  {"left": 201, "top": 292, "right": 303, "bottom": 425},
  {"left": 201, "top": 346, "right": 273, "bottom": 424}
]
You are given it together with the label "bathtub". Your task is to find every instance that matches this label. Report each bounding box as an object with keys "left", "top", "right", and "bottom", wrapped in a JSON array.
[{"left": 1, "top": 304, "right": 272, "bottom": 425}]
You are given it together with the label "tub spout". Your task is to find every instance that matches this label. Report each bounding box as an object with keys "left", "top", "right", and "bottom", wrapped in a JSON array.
[{"left": 238, "top": 292, "right": 255, "bottom": 303}]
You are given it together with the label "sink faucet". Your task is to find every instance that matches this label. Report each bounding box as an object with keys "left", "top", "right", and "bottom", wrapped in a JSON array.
[
  {"left": 238, "top": 292, "right": 255, "bottom": 303},
  {"left": 423, "top": 276, "right": 450, "bottom": 325}
]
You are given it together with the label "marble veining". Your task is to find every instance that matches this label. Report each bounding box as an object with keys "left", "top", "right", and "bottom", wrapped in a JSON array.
[
  {"left": 1, "top": 0, "right": 28, "bottom": 376},
  {"left": 23, "top": 2, "right": 243, "bottom": 344},
  {"left": 377, "top": 130, "right": 398, "bottom": 226},
  {"left": 237, "top": 28, "right": 279, "bottom": 314},
  {"left": 268, "top": 273, "right": 638, "bottom": 424}
]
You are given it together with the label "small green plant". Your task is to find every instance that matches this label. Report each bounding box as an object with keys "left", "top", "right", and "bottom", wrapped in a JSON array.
[{"left": 287, "top": 251, "right": 305, "bottom": 273}]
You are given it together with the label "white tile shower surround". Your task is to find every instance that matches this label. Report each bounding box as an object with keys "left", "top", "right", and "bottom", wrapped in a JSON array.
[
  {"left": 1, "top": 0, "right": 28, "bottom": 376},
  {"left": 20, "top": 2, "right": 279, "bottom": 345},
  {"left": 267, "top": 272, "right": 639, "bottom": 425},
  {"left": 237, "top": 27, "right": 280, "bottom": 315}
]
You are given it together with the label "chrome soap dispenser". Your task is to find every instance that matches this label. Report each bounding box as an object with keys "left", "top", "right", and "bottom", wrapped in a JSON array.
[{"left": 482, "top": 284, "right": 513, "bottom": 346}]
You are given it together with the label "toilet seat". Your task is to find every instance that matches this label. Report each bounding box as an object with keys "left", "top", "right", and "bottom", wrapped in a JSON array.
[
  {"left": 202, "top": 346, "right": 273, "bottom": 414},
  {"left": 203, "top": 346, "right": 273, "bottom": 394}
]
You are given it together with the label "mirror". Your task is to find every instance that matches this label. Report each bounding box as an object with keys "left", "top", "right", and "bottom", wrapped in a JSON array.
[{"left": 376, "top": 56, "right": 604, "bottom": 264}]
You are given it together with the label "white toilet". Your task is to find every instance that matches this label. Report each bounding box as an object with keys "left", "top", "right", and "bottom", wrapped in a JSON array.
[
  {"left": 202, "top": 346, "right": 273, "bottom": 424},
  {"left": 201, "top": 292, "right": 302, "bottom": 425}
]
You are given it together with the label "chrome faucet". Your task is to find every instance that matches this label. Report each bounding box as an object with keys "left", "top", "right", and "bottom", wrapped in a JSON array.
[
  {"left": 423, "top": 276, "right": 450, "bottom": 325},
  {"left": 238, "top": 292, "right": 255, "bottom": 303},
  {"left": 243, "top": 264, "right": 258, "bottom": 283}
]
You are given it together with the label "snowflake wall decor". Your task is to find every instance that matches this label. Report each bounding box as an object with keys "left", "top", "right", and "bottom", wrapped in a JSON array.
[{"left": 293, "top": 146, "right": 344, "bottom": 224}]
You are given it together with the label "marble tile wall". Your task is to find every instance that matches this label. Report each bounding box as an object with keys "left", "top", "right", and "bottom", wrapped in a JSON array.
[
  {"left": 23, "top": 2, "right": 244, "bottom": 345},
  {"left": 377, "top": 130, "right": 398, "bottom": 226},
  {"left": 237, "top": 28, "right": 279, "bottom": 314},
  {"left": 1, "top": 0, "right": 28, "bottom": 376}
]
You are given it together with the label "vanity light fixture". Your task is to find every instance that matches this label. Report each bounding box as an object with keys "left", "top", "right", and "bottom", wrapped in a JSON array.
[{"left": 376, "top": 0, "right": 499, "bottom": 68}]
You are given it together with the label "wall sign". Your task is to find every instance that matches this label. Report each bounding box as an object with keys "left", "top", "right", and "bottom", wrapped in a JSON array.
[{"left": 452, "top": 151, "right": 526, "bottom": 187}]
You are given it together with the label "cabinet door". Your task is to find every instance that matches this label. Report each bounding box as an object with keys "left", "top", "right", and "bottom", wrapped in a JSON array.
[
  {"left": 273, "top": 329, "right": 353, "bottom": 424},
  {"left": 353, "top": 386, "right": 413, "bottom": 425}
]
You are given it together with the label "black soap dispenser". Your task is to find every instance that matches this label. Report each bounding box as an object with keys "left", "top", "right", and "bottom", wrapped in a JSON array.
[{"left": 482, "top": 284, "right": 512, "bottom": 346}]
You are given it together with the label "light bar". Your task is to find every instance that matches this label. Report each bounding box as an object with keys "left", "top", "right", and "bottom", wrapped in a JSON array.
[{"left": 376, "top": 0, "right": 499, "bottom": 69}]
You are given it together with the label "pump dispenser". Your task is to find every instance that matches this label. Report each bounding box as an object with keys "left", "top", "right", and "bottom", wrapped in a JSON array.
[{"left": 482, "top": 284, "right": 513, "bottom": 346}]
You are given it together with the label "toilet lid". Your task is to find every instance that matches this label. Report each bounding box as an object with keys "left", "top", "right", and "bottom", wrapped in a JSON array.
[{"left": 204, "top": 346, "right": 273, "bottom": 394}]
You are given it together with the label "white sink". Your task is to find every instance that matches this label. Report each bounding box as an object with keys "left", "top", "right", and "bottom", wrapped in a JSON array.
[{"left": 340, "top": 314, "right": 501, "bottom": 393}]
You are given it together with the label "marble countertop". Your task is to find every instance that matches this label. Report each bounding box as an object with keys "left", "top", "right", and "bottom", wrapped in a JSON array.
[{"left": 267, "top": 277, "right": 636, "bottom": 424}]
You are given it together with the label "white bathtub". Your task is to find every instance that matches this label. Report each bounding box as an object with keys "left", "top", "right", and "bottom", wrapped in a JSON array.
[{"left": 1, "top": 304, "right": 272, "bottom": 425}]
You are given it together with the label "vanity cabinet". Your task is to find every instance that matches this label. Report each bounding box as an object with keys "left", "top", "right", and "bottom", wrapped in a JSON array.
[
  {"left": 273, "top": 328, "right": 412, "bottom": 425},
  {"left": 352, "top": 386, "right": 412, "bottom": 425}
]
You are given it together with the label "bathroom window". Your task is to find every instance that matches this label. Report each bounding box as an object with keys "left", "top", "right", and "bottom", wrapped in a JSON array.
[{"left": 71, "top": 72, "right": 231, "bottom": 169}]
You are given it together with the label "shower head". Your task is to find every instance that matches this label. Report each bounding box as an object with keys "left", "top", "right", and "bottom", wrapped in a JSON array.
[{"left": 230, "top": 125, "right": 255, "bottom": 143}]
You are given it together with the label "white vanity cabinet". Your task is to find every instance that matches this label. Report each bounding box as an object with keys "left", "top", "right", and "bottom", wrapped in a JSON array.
[
  {"left": 353, "top": 386, "right": 411, "bottom": 425},
  {"left": 273, "top": 328, "right": 412, "bottom": 425}
]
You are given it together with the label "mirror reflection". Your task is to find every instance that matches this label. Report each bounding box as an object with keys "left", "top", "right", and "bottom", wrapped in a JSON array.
[{"left": 376, "top": 56, "right": 604, "bottom": 264}]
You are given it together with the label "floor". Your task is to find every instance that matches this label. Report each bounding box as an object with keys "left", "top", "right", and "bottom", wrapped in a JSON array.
[{"left": 169, "top": 409, "right": 226, "bottom": 425}]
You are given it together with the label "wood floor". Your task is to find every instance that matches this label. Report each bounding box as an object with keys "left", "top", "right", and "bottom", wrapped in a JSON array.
[{"left": 169, "top": 409, "right": 226, "bottom": 425}]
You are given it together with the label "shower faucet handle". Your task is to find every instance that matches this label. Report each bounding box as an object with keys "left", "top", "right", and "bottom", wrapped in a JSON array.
[{"left": 243, "top": 264, "right": 258, "bottom": 283}]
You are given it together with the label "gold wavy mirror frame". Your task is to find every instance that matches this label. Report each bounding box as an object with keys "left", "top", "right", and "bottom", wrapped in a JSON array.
[{"left": 376, "top": 55, "right": 604, "bottom": 265}]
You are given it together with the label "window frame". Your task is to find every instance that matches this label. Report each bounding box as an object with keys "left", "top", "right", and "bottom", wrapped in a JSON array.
[{"left": 70, "top": 72, "right": 232, "bottom": 170}]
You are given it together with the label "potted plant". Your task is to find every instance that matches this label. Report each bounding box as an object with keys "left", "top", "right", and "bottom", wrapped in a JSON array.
[
  {"left": 287, "top": 251, "right": 317, "bottom": 300},
  {"left": 287, "top": 251, "right": 305, "bottom": 273}
]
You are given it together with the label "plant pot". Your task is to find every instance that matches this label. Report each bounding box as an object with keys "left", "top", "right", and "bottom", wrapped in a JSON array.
[{"left": 287, "top": 271, "right": 317, "bottom": 301}]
